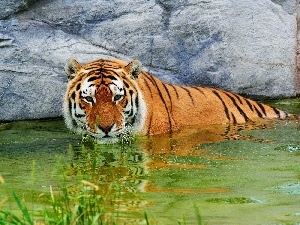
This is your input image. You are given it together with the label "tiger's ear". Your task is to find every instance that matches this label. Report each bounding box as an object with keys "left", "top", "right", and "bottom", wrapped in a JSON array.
[
  {"left": 125, "top": 60, "right": 142, "bottom": 79},
  {"left": 65, "top": 58, "right": 82, "bottom": 79}
]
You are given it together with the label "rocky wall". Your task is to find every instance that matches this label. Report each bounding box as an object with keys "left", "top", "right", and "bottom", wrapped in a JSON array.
[{"left": 0, "top": 0, "right": 298, "bottom": 120}]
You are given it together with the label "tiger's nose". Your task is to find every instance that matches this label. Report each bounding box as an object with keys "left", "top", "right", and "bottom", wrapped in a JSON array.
[{"left": 99, "top": 124, "right": 114, "bottom": 135}]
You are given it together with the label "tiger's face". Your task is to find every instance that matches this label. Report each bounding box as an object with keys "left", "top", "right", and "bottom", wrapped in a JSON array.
[{"left": 63, "top": 58, "right": 146, "bottom": 143}]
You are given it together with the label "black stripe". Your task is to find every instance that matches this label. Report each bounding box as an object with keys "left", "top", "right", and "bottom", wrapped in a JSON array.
[
  {"left": 75, "top": 113, "right": 85, "bottom": 118},
  {"left": 71, "top": 118, "right": 77, "bottom": 127},
  {"left": 126, "top": 91, "right": 139, "bottom": 125},
  {"left": 252, "top": 105, "right": 264, "bottom": 118},
  {"left": 79, "top": 102, "right": 84, "bottom": 110},
  {"left": 224, "top": 124, "right": 231, "bottom": 138},
  {"left": 68, "top": 101, "right": 72, "bottom": 114},
  {"left": 256, "top": 102, "right": 267, "bottom": 117},
  {"left": 190, "top": 86, "right": 205, "bottom": 96},
  {"left": 103, "top": 75, "right": 117, "bottom": 80},
  {"left": 179, "top": 86, "right": 195, "bottom": 105},
  {"left": 129, "top": 115, "right": 137, "bottom": 126},
  {"left": 169, "top": 84, "right": 179, "bottom": 99},
  {"left": 284, "top": 111, "right": 289, "bottom": 118},
  {"left": 162, "top": 83, "right": 173, "bottom": 112},
  {"left": 147, "top": 113, "right": 153, "bottom": 135},
  {"left": 223, "top": 92, "right": 251, "bottom": 122},
  {"left": 128, "top": 90, "right": 134, "bottom": 117},
  {"left": 142, "top": 75, "right": 153, "bottom": 97},
  {"left": 244, "top": 98, "right": 263, "bottom": 118},
  {"left": 232, "top": 93, "right": 243, "bottom": 104},
  {"left": 244, "top": 99, "right": 254, "bottom": 111},
  {"left": 84, "top": 66, "right": 101, "bottom": 70},
  {"left": 212, "top": 90, "right": 231, "bottom": 122},
  {"left": 124, "top": 99, "right": 128, "bottom": 106},
  {"left": 72, "top": 102, "right": 85, "bottom": 118},
  {"left": 123, "top": 81, "right": 130, "bottom": 88},
  {"left": 73, "top": 74, "right": 84, "bottom": 85},
  {"left": 141, "top": 75, "right": 154, "bottom": 135},
  {"left": 105, "top": 70, "right": 122, "bottom": 78},
  {"left": 271, "top": 107, "right": 281, "bottom": 119},
  {"left": 71, "top": 91, "right": 75, "bottom": 100},
  {"left": 144, "top": 74, "right": 172, "bottom": 133},
  {"left": 231, "top": 112, "right": 237, "bottom": 124},
  {"left": 87, "top": 76, "right": 98, "bottom": 82},
  {"left": 135, "top": 92, "right": 139, "bottom": 110}
]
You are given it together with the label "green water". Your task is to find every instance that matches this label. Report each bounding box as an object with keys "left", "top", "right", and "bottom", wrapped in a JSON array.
[{"left": 0, "top": 98, "right": 299, "bottom": 224}]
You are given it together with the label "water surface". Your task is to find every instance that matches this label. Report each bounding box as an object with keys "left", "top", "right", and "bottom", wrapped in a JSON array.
[{"left": 0, "top": 98, "right": 299, "bottom": 224}]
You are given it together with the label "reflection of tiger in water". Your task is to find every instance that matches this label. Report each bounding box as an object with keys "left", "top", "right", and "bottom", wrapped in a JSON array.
[{"left": 63, "top": 57, "right": 289, "bottom": 143}]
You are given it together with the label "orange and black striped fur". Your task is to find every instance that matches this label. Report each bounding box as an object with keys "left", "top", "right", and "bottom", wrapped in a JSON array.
[{"left": 63, "top": 57, "right": 289, "bottom": 142}]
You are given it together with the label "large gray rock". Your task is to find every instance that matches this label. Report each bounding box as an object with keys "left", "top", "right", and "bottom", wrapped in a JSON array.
[
  {"left": 0, "top": 0, "right": 37, "bottom": 19},
  {"left": 0, "top": 0, "right": 298, "bottom": 121}
]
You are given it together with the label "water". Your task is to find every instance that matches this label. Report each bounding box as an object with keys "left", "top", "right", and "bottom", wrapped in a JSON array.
[{"left": 0, "top": 99, "right": 299, "bottom": 224}]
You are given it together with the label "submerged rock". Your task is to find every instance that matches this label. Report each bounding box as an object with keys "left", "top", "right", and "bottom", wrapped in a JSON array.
[{"left": 275, "top": 183, "right": 300, "bottom": 195}]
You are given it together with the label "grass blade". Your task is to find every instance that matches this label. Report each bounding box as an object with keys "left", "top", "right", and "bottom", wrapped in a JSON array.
[
  {"left": 12, "top": 192, "right": 34, "bottom": 225},
  {"left": 91, "top": 213, "right": 101, "bottom": 225},
  {"left": 194, "top": 205, "right": 203, "bottom": 225},
  {"left": 0, "top": 209, "right": 23, "bottom": 223},
  {"left": 144, "top": 212, "right": 150, "bottom": 225}
]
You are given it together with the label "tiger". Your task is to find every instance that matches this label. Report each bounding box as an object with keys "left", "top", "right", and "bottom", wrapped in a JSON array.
[{"left": 63, "top": 57, "right": 289, "bottom": 143}]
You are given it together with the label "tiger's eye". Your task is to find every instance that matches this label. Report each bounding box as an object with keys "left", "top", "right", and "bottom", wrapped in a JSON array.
[
  {"left": 84, "top": 96, "right": 94, "bottom": 103},
  {"left": 114, "top": 94, "right": 123, "bottom": 102}
]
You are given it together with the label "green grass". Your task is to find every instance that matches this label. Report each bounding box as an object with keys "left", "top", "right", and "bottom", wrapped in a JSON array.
[{"left": 0, "top": 140, "right": 205, "bottom": 225}]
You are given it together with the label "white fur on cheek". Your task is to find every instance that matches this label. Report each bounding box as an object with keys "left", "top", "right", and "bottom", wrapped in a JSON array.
[
  {"left": 63, "top": 78, "right": 97, "bottom": 135},
  {"left": 134, "top": 88, "right": 147, "bottom": 133},
  {"left": 82, "top": 79, "right": 96, "bottom": 101},
  {"left": 109, "top": 78, "right": 124, "bottom": 95},
  {"left": 63, "top": 98, "right": 73, "bottom": 130}
]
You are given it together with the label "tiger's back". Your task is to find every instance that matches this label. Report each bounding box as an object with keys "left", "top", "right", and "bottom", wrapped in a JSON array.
[
  {"left": 63, "top": 57, "right": 289, "bottom": 142},
  {"left": 137, "top": 72, "right": 288, "bottom": 135}
]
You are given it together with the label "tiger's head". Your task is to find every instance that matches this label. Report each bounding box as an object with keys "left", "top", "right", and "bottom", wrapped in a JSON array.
[{"left": 63, "top": 58, "right": 146, "bottom": 143}]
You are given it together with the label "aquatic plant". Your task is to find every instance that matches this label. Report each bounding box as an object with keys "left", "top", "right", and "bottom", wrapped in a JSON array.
[{"left": 0, "top": 138, "right": 206, "bottom": 225}]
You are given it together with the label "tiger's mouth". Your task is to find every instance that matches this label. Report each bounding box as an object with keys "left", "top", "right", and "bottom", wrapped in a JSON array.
[
  {"left": 102, "top": 134, "right": 111, "bottom": 139},
  {"left": 78, "top": 122, "right": 134, "bottom": 144},
  {"left": 86, "top": 131, "right": 119, "bottom": 143},
  {"left": 84, "top": 128, "right": 129, "bottom": 144}
]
